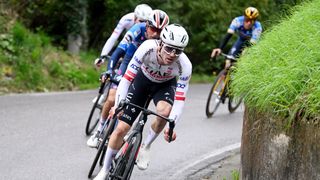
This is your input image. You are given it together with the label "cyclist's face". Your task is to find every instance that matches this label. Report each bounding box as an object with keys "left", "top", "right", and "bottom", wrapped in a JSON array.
[
  {"left": 158, "top": 44, "right": 183, "bottom": 65},
  {"left": 244, "top": 18, "right": 255, "bottom": 29},
  {"left": 146, "top": 23, "right": 161, "bottom": 39}
]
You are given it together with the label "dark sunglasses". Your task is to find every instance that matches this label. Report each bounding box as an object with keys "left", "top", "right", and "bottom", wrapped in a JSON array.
[
  {"left": 146, "top": 21, "right": 162, "bottom": 33},
  {"left": 147, "top": 25, "right": 162, "bottom": 33},
  {"left": 163, "top": 45, "right": 183, "bottom": 57}
]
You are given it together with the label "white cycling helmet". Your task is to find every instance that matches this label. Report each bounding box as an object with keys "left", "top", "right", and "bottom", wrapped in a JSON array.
[
  {"left": 134, "top": 4, "right": 152, "bottom": 21},
  {"left": 148, "top": 9, "right": 170, "bottom": 30},
  {"left": 160, "top": 24, "right": 189, "bottom": 49}
]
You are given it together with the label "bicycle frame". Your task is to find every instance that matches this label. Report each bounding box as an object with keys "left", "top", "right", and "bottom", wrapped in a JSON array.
[
  {"left": 108, "top": 99, "right": 175, "bottom": 180},
  {"left": 205, "top": 52, "right": 242, "bottom": 117}
]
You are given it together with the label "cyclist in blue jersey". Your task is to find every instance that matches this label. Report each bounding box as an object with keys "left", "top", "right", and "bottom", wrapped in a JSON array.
[
  {"left": 211, "top": 7, "right": 262, "bottom": 68},
  {"left": 87, "top": 10, "right": 170, "bottom": 148}
]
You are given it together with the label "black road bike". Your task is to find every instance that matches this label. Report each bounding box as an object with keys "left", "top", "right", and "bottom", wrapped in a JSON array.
[
  {"left": 85, "top": 56, "right": 122, "bottom": 135},
  {"left": 87, "top": 98, "right": 121, "bottom": 178},
  {"left": 85, "top": 73, "right": 120, "bottom": 135},
  {"left": 106, "top": 99, "right": 175, "bottom": 180},
  {"left": 205, "top": 53, "right": 243, "bottom": 118}
]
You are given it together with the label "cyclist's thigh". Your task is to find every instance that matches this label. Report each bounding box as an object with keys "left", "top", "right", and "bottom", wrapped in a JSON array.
[
  {"left": 152, "top": 79, "right": 176, "bottom": 107},
  {"left": 120, "top": 71, "right": 151, "bottom": 126}
]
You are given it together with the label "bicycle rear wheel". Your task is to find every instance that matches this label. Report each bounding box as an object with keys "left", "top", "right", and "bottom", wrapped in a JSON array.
[
  {"left": 110, "top": 133, "right": 142, "bottom": 180},
  {"left": 85, "top": 81, "right": 111, "bottom": 135},
  {"left": 228, "top": 95, "right": 243, "bottom": 113},
  {"left": 88, "top": 116, "right": 117, "bottom": 178},
  {"left": 205, "top": 70, "right": 227, "bottom": 118}
]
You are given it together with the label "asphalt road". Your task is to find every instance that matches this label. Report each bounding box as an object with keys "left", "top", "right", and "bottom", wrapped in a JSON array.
[{"left": 0, "top": 84, "right": 243, "bottom": 180}]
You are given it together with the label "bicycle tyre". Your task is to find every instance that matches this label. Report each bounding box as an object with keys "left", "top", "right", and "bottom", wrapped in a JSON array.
[
  {"left": 99, "top": 148, "right": 106, "bottom": 166},
  {"left": 88, "top": 116, "right": 117, "bottom": 178},
  {"left": 85, "top": 81, "right": 111, "bottom": 135},
  {"left": 228, "top": 95, "right": 243, "bottom": 113},
  {"left": 111, "top": 133, "right": 141, "bottom": 180},
  {"left": 205, "top": 70, "right": 227, "bottom": 118},
  {"left": 85, "top": 94, "right": 101, "bottom": 135},
  {"left": 122, "top": 133, "right": 141, "bottom": 180}
]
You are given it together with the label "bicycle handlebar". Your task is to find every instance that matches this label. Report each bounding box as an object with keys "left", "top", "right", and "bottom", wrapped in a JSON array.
[
  {"left": 98, "top": 74, "right": 119, "bottom": 94},
  {"left": 117, "top": 99, "right": 176, "bottom": 142},
  {"left": 220, "top": 53, "right": 236, "bottom": 61},
  {"left": 210, "top": 52, "right": 236, "bottom": 62}
]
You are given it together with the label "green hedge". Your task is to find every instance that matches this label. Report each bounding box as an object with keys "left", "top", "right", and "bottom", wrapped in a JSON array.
[{"left": 231, "top": 0, "right": 320, "bottom": 120}]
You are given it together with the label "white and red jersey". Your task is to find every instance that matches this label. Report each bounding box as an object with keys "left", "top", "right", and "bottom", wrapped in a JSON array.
[
  {"left": 116, "top": 39, "right": 192, "bottom": 123},
  {"left": 100, "top": 13, "right": 135, "bottom": 56}
]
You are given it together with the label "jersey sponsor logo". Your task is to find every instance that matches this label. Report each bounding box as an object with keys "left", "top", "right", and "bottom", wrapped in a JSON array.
[
  {"left": 134, "top": 56, "right": 142, "bottom": 64},
  {"left": 165, "top": 96, "right": 174, "bottom": 104},
  {"left": 177, "top": 83, "right": 186, "bottom": 89},
  {"left": 122, "top": 113, "right": 132, "bottom": 121},
  {"left": 145, "top": 67, "right": 171, "bottom": 77},
  {"left": 124, "top": 34, "right": 132, "bottom": 43},
  {"left": 130, "top": 64, "right": 140, "bottom": 71},
  {"left": 179, "top": 75, "right": 190, "bottom": 81}
]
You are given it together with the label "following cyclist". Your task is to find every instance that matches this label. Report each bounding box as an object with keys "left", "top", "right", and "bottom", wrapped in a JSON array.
[
  {"left": 94, "top": 4, "right": 152, "bottom": 67},
  {"left": 211, "top": 7, "right": 262, "bottom": 68},
  {"left": 94, "top": 24, "right": 192, "bottom": 180},
  {"left": 87, "top": 10, "right": 170, "bottom": 148}
]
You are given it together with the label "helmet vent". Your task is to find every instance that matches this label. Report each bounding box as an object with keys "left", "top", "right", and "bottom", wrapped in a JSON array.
[
  {"left": 169, "top": 32, "right": 174, "bottom": 40},
  {"left": 181, "top": 35, "right": 187, "bottom": 44}
]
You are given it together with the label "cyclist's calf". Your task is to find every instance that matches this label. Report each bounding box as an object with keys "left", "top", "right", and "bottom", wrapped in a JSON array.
[{"left": 109, "top": 121, "right": 131, "bottom": 149}]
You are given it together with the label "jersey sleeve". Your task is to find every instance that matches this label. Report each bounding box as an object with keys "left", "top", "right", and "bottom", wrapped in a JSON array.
[
  {"left": 227, "top": 17, "right": 240, "bottom": 34},
  {"left": 117, "top": 23, "right": 141, "bottom": 51},
  {"left": 100, "top": 15, "right": 129, "bottom": 56},
  {"left": 250, "top": 21, "right": 263, "bottom": 44},
  {"left": 168, "top": 54, "right": 192, "bottom": 124}
]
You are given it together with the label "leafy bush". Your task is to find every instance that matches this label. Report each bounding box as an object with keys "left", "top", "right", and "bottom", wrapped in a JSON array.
[
  {"left": 0, "top": 10, "right": 99, "bottom": 93},
  {"left": 231, "top": 0, "right": 320, "bottom": 120}
]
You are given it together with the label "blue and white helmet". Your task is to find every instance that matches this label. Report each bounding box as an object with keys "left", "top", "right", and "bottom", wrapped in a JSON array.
[{"left": 160, "top": 24, "right": 189, "bottom": 49}]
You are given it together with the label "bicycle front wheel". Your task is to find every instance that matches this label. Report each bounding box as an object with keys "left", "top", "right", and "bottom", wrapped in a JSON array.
[
  {"left": 86, "top": 94, "right": 102, "bottom": 135},
  {"left": 205, "top": 70, "right": 227, "bottom": 118},
  {"left": 88, "top": 116, "right": 117, "bottom": 178},
  {"left": 111, "top": 133, "right": 142, "bottom": 180},
  {"left": 85, "top": 81, "right": 111, "bottom": 135}
]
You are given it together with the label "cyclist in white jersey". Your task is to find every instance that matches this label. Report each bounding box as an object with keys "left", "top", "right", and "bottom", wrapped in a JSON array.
[
  {"left": 94, "top": 24, "right": 192, "bottom": 180},
  {"left": 94, "top": 4, "right": 152, "bottom": 66}
]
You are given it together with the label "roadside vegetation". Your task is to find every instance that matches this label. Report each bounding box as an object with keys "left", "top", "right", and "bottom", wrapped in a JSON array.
[
  {"left": 0, "top": 10, "right": 98, "bottom": 94},
  {"left": 231, "top": 0, "right": 320, "bottom": 121}
]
